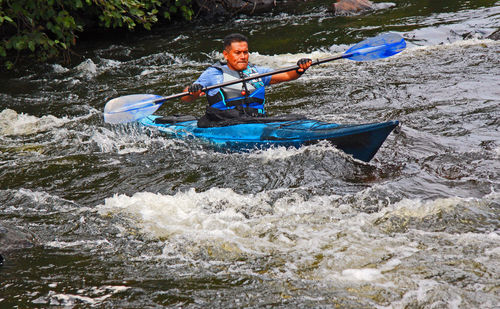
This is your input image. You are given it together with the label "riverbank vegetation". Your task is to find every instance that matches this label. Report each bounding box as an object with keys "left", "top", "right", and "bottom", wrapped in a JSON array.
[{"left": 0, "top": 0, "right": 193, "bottom": 69}]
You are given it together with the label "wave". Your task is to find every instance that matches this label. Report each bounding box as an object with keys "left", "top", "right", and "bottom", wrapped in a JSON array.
[
  {"left": 0, "top": 109, "right": 70, "bottom": 136},
  {"left": 97, "top": 187, "right": 499, "bottom": 271},
  {"left": 95, "top": 185, "right": 499, "bottom": 309}
]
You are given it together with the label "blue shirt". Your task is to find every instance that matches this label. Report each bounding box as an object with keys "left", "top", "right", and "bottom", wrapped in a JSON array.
[{"left": 195, "top": 64, "right": 273, "bottom": 97}]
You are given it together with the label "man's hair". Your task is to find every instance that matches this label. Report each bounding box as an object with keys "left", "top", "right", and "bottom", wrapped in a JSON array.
[{"left": 223, "top": 33, "right": 248, "bottom": 50}]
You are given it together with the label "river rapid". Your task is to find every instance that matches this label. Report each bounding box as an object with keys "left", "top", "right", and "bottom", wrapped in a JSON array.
[{"left": 1, "top": 0, "right": 499, "bottom": 307}]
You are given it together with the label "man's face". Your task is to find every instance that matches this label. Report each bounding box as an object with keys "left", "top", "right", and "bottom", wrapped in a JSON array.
[{"left": 223, "top": 41, "right": 249, "bottom": 71}]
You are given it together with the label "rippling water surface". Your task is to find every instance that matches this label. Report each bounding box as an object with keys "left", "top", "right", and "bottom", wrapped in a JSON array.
[{"left": 1, "top": 1, "right": 499, "bottom": 307}]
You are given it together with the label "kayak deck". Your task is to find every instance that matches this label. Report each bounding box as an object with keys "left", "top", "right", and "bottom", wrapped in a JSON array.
[{"left": 139, "top": 115, "right": 399, "bottom": 162}]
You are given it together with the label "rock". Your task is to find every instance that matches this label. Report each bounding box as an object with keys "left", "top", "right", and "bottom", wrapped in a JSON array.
[
  {"left": 488, "top": 29, "right": 500, "bottom": 40},
  {"left": 0, "top": 223, "right": 37, "bottom": 266},
  {"left": 331, "top": 0, "right": 374, "bottom": 15}
]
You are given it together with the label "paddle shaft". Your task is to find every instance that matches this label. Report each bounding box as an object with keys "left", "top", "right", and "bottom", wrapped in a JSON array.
[{"left": 157, "top": 53, "right": 349, "bottom": 103}]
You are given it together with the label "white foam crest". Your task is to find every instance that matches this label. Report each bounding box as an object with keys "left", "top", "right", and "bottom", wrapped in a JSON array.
[
  {"left": 404, "top": 37, "right": 499, "bottom": 54},
  {"left": 91, "top": 125, "right": 177, "bottom": 154},
  {"left": 251, "top": 34, "right": 499, "bottom": 70},
  {"left": 73, "top": 58, "right": 126, "bottom": 80},
  {"left": 46, "top": 239, "right": 112, "bottom": 249},
  {"left": 341, "top": 268, "right": 384, "bottom": 281},
  {"left": 75, "top": 58, "right": 98, "bottom": 77},
  {"left": 52, "top": 63, "right": 69, "bottom": 73},
  {"left": 250, "top": 50, "right": 337, "bottom": 69},
  {"left": 100, "top": 187, "right": 349, "bottom": 260},
  {"left": 133, "top": 51, "right": 195, "bottom": 67},
  {"left": 401, "top": 4, "right": 500, "bottom": 46},
  {"left": 172, "top": 34, "right": 189, "bottom": 42},
  {"left": 247, "top": 140, "right": 347, "bottom": 162},
  {"left": 97, "top": 187, "right": 404, "bottom": 277},
  {"left": 15, "top": 188, "right": 66, "bottom": 204},
  {"left": 32, "top": 286, "right": 129, "bottom": 306},
  {"left": 98, "top": 188, "right": 274, "bottom": 255},
  {"left": 375, "top": 193, "right": 499, "bottom": 222},
  {"left": 273, "top": 191, "right": 343, "bottom": 216},
  {"left": 377, "top": 279, "right": 469, "bottom": 309},
  {"left": 484, "top": 242, "right": 500, "bottom": 257},
  {"left": 92, "top": 127, "right": 147, "bottom": 154},
  {"left": 0, "top": 109, "right": 70, "bottom": 136},
  {"left": 7, "top": 188, "right": 80, "bottom": 213},
  {"left": 98, "top": 187, "right": 499, "bottom": 287},
  {"left": 378, "top": 196, "right": 464, "bottom": 219}
]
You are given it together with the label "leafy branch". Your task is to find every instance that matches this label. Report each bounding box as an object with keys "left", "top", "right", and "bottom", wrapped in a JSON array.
[{"left": 0, "top": 0, "right": 193, "bottom": 69}]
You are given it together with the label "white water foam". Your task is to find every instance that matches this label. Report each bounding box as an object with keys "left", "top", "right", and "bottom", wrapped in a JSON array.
[
  {"left": 52, "top": 63, "right": 69, "bottom": 73},
  {"left": 75, "top": 58, "right": 98, "bottom": 77},
  {"left": 399, "top": 5, "right": 500, "bottom": 46},
  {"left": 96, "top": 186, "right": 500, "bottom": 309},
  {"left": 0, "top": 109, "right": 70, "bottom": 136},
  {"left": 45, "top": 239, "right": 112, "bottom": 249},
  {"left": 2, "top": 188, "right": 80, "bottom": 215},
  {"left": 98, "top": 188, "right": 273, "bottom": 244},
  {"left": 247, "top": 140, "right": 349, "bottom": 163},
  {"left": 74, "top": 58, "right": 123, "bottom": 78},
  {"left": 92, "top": 125, "right": 179, "bottom": 154},
  {"left": 14, "top": 188, "right": 72, "bottom": 205},
  {"left": 32, "top": 286, "right": 129, "bottom": 306},
  {"left": 341, "top": 268, "right": 384, "bottom": 281},
  {"left": 377, "top": 191, "right": 500, "bottom": 221},
  {"left": 401, "top": 37, "right": 500, "bottom": 56},
  {"left": 92, "top": 126, "right": 149, "bottom": 154},
  {"left": 98, "top": 187, "right": 499, "bottom": 290},
  {"left": 0, "top": 107, "right": 177, "bottom": 156},
  {"left": 250, "top": 50, "right": 335, "bottom": 69}
]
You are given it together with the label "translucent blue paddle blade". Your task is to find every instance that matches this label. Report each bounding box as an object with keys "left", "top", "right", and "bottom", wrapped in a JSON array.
[
  {"left": 343, "top": 33, "right": 406, "bottom": 61},
  {"left": 104, "top": 94, "right": 165, "bottom": 124}
]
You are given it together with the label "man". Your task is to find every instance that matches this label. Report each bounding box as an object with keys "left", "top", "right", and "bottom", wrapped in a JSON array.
[{"left": 182, "top": 33, "right": 312, "bottom": 127}]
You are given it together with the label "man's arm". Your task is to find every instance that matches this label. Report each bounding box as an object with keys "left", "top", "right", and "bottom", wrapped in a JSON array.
[
  {"left": 181, "top": 67, "right": 221, "bottom": 103},
  {"left": 270, "top": 58, "right": 312, "bottom": 84}
]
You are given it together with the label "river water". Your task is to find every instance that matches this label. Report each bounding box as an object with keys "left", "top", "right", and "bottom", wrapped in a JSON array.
[{"left": 1, "top": 0, "right": 499, "bottom": 307}]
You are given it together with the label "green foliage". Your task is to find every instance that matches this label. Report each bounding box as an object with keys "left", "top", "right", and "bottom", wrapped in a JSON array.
[{"left": 0, "top": 0, "right": 193, "bottom": 69}]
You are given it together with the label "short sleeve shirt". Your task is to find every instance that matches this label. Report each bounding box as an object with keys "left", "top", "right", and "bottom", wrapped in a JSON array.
[{"left": 195, "top": 64, "right": 273, "bottom": 97}]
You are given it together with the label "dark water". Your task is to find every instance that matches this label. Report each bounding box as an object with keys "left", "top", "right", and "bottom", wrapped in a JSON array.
[{"left": 1, "top": 1, "right": 499, "bottom": 307}]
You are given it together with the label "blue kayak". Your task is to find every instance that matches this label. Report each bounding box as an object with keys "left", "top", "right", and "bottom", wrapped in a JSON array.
[{"left": 139, "top": 115, "right": 399, "bottom": 162}]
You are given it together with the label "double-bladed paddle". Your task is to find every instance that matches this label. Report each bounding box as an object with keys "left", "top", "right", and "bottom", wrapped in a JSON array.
[{"left": 103, "top": 33, "right": 406, "bottom": 124}]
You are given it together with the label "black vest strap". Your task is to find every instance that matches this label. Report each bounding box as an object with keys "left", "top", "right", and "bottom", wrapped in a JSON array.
[
  {"left": 225, "top": 97, "right": 265, "bottom": 107},
  {"left": 207, "top": 92, "right": 264, "bottom": 107}
]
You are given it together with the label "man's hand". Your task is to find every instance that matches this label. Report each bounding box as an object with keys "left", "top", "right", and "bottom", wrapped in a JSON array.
[
  {"left": 181, "top": 83, "right": 204, "bottom": 103},
  {"left": 296, "top": 58, "right": 312, "bottom": 75},
  {"left": 188, "top": 83, "right": 204, "bottom": 95}
]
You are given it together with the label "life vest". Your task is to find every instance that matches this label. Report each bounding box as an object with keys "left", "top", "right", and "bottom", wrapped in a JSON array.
[{"left": 207, "top": 63, "right": 266, "bottom": 115}]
